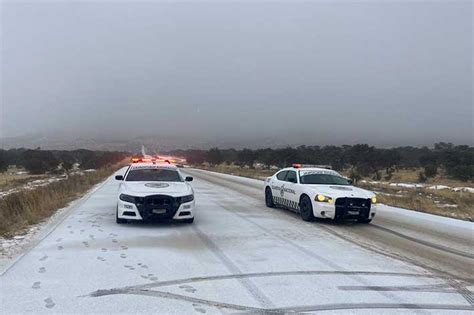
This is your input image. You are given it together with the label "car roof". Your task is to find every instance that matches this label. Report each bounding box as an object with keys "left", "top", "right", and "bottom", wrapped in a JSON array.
[
  {"left": 278, "top": 167, "right": 341, "bottom": 176},
  {"left": 280, "top": 167, "right": 332, "bottom": 172}
]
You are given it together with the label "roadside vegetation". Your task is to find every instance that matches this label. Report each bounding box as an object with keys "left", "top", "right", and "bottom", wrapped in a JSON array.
[
  {"left": 0, "top": 148, "right": 128, "bottom": 237},
  {"left": 169, "top": 143, "right": 473, "bottom": 221}
]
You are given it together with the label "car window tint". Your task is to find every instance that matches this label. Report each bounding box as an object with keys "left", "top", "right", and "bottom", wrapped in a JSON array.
[
  {"left": 286, "top": 171, "right": 297, "bottom": 183},
  {"left": 276, "top": 171, "right": 288, "bottom": 180},
  {"left": 125, "top": 168, "right": 182, "bottom": 182}
]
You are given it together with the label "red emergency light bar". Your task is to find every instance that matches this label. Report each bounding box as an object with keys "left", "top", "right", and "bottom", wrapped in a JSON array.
[
  {"left": 292, "top": 163, "right": 332, "bottom": 170},
  {"left": 131, "top": 157, "right": 172, "bottom": 164}
]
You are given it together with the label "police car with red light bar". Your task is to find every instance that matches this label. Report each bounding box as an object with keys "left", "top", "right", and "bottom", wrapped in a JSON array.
[
  {"left": 264, "top": 164, "right": 377, "bottom": 223},
  {"left": 114, "top": 161, "right": 195, "bottom": 224}
]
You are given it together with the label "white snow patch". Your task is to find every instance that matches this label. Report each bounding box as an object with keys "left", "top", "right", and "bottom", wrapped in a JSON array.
[
  {"left": 428, "top": 185, "right": 450, "bottom": 190},
  {"left": 452, "top": 187, "right": 474, "bottom": 193},
  {"left": 436, "top": 204, "right": 458, "bottom": 208},
  {"left": 389, "top": 183, "right": 425, "bottom": 188}
]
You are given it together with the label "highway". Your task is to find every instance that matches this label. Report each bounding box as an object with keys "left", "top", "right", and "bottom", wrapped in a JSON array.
[{"left": 1, "top": 168, "right": 473, "bottom": 314}]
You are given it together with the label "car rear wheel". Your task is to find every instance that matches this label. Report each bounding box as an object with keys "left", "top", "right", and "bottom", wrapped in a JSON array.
[
  {"left": 299, "top": 195, "right": 315, "bottom": 222},
  {"left": 116, "top": 206, "right": 127, "bottom": 224},
  {"left": 265, "top": 187, "right": 275, "bottom": 208}
]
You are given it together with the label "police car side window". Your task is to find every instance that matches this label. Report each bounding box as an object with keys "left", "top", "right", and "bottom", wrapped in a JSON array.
[
  {"left": 286, "top": 171, "right": 297, "bottom": 183},
  {"left": 276, "top": 171, "right": 288, "bottom": 181}
]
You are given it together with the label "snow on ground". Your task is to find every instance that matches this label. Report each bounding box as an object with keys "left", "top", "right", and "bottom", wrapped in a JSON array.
[
  {"left": 360, "top": 180, "right": 474, "bottom": 193},
  {"left": 1, "top": 168, "right": 473, "bottom": 314}
]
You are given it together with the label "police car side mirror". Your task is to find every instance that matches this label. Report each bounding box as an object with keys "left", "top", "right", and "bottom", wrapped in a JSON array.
[
  {"left": 115, "top": 175, "right": 124, "bottom": 181},
  {"left": 185, "top": 176, "right": 193, "bottom": 182}
]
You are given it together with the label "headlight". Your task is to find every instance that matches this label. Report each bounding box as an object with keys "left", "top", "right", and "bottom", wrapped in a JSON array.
[
  {"left": 180, "top": 194, "right": 194, "bottom": 203},
  {"left": 371, "top": 196, "right": 377, "bottom": 204},
  {"left": 315, "top": 194, "right": 333, "bottom": 203},
  {"left": 120, "top": 194, "right": 136, "bottom": 203}
]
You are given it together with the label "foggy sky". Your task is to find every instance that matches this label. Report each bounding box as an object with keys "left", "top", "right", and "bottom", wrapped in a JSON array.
[{"left": 1, "top": 1, "right": 473, "bottom": 148}]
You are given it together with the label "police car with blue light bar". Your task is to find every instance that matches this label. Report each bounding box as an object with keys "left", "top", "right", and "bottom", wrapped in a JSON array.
[
  {"left": 114, "top": 161, "right": 195, "bottom": 224},
  {"left": 264, "top": 164, "right": 377, "bottom": 223}
]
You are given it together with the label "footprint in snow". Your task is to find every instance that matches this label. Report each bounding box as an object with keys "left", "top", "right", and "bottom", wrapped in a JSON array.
[
  {"left": 44, "top": 297, "right": 55, "bottom": 309},
  {"left": 57, "top": 246, "right": 63, "bottom": 250},
  {"left": 193, "top": 304, "right": 206, "bottom": 314},
  {"left": 39, "top": 255, "right": 48, "bottom": 262},
  {"left": 38, "top": 267, "right": 46, "bottom": 273},
  {"left": 32, "top": 281, "right": 41, "bottom": 289}
]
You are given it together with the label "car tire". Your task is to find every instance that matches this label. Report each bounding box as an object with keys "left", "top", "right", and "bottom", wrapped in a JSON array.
[
  {"left": 299, "top": 195, "right": 315, "bottom": 222},
  {"left": 265, "top": 187, "right": 275, "bottom": 208},
  {"left": 183, "top": 218, "right": 194, "bottom": 224},
  {"left": 116, "top": 207, "right": 127, "bottom": 224},
  {"left": 357, "top": 218, "right": 372, "bottom": 224}
]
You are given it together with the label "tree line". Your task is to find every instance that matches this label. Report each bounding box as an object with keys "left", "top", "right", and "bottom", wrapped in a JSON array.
[
  {"left": 0, "top": 148, "right": 128, "bottom": 175},
  {"left": 169, "top": 142, "right": 473, "bottom": 182}
]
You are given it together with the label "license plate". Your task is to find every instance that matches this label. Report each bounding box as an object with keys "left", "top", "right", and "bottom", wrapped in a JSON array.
[
  {"left": 152, "top": 209, "right": 167, "bottom": 214},
  {"left": 348, "top": 210, "right": 359, "bottom": 215}
]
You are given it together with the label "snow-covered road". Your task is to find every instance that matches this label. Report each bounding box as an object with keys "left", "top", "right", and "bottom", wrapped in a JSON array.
[{"left": 1, "top": 168, "right": 473, "bottom": 314}]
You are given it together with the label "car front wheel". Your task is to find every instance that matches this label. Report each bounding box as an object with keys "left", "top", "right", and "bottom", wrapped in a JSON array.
[
  {"left": 299, "top": 195, "right": 315, "bottom": 222},
  {"left": 265, "top": 187, "right": 275, "bottom": 208}
]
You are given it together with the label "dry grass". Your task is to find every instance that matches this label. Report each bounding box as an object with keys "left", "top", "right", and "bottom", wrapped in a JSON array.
[
  {"left": 195, "top": 164, "right": 473, "bottom": 221},
  {"left": 366, "top": 168, "right": 474, "bottom": 188},
  {"left": 358, "top": 182, "right": 474, "bottom": 221},
  {"left": 0, "top": 173, "right": 49, "bottom": 191},
  {"left": 0, "top": 166, "right": 122, "bottom": 238}
]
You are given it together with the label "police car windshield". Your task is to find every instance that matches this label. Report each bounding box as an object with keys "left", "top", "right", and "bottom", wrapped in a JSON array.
[
  {"left": 300, "top": 174, "right": 350, "bottom": 185},
  {"left": 125, "top": 168, "right": 182, "bottom": 182}
]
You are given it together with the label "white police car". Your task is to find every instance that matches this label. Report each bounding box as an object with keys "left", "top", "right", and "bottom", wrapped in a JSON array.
[
  {"left": 115, "top": 162, "right": 195, "bottom": 224},
  {"left": 264, "top": 164, "right": 377, "bottom": 223}
]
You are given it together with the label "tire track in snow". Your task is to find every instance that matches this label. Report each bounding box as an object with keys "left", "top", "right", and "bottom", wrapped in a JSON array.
[{"left": 191, "top": 225, "right": 275, "bottom": 308}]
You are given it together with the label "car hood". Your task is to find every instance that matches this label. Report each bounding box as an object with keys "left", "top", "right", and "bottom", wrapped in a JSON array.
[
  {"left": 121, "top": 181, "right": 192, "bottom": 197},
  {"left": 305, "top": 185, "right": 374, "bottom": 199}
]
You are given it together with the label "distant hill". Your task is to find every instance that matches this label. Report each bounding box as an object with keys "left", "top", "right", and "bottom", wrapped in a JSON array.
[{"left": 0, "top": 133, "right": 291, "bottom": 152}]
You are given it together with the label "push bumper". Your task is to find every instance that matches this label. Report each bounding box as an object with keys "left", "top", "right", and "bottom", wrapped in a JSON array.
[
  {"left": 117, "top": 197, "right": 195, "bottom": 221},
  {"left": 313, "top": 198, "right": 376, "bottom": 220}
]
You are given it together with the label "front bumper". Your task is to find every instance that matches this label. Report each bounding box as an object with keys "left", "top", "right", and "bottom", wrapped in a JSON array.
[
  {"left": 117, "top": 195, "right": 195, "bottom": 221},
  {"left": 312, "top": 198, "right": 376, "bottom": 220}
]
